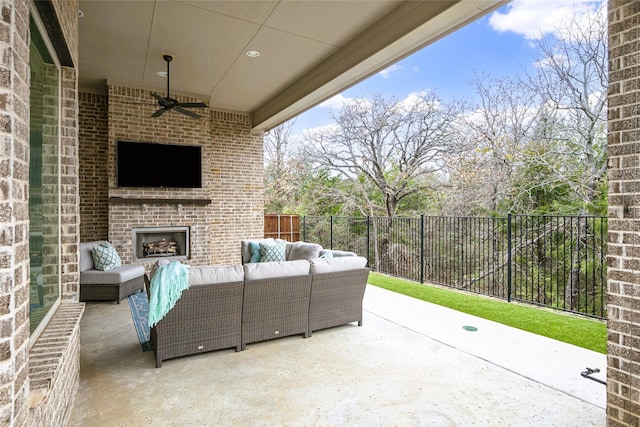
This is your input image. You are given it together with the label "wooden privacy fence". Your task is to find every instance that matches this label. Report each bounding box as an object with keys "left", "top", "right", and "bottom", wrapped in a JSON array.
[{"left": 264, "top": 214, "right": 300, "bottom": 241}]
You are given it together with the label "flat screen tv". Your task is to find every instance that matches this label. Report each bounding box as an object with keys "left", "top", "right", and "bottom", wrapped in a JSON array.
[{"left": 117, "top": 141, "right": 202, "bottom": 188}]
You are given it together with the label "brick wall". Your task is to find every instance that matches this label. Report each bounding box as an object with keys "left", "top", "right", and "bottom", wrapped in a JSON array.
[
  {"left": 0, "top": 0, "right": 86, "bottom": 426},
  {"left": 209, "top": 110, "right": 265, "bottom": 263},
  {"left": 607, "top": 1, "right": 640, "bottom": 424},
  {"left": 77, "top": 85, "right": 265, "bottom": 267},
  {"left": 25, "top": 0, "right": 84, "bottom": 423},
  {"left": 78, "top": 92, "right": 108, "bottom": 242}
]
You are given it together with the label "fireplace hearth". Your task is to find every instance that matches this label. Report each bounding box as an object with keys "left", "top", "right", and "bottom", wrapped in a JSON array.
[{"left": 132, "top": 226, "right": 189, "bottom": 261}]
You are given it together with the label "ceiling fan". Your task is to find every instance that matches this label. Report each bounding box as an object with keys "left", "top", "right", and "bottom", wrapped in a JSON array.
[{"left": 151, "top": 54, "right": 208, "bottom": 119}]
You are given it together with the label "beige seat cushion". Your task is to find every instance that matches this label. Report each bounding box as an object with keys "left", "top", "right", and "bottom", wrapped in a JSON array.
[
  {"left": 309, "top": 256, "right": 368, "bottom": 274},
  {"left": 189, "top": 265, "right": 244, "bottom": 285},
  {"left": 80, "top": 264, "right": 145, "bottom": 284},
  {"left": 243, "top": 259, "right": 310, "bottom": 280}
]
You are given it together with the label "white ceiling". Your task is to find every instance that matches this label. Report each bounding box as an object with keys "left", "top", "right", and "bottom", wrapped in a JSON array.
[{"left": 78, "top": 0, "right": 508, "bottom": 131}]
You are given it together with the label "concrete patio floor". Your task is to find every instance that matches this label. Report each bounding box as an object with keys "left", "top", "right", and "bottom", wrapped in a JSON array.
[{"left": 67, "top": 285, "right": 606, "bottom": 426}]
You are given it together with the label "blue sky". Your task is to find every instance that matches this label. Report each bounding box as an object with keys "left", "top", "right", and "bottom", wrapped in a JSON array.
[{"left": 289, "top": 0, "right": 604, "bottom": 136}]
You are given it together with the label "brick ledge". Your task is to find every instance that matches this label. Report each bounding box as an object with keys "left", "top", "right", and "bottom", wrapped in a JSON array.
[{"left": 28, "top": 301, "right": 85, "bottom": 406}]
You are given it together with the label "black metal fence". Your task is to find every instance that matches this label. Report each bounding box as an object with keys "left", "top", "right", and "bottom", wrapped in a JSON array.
[{"left": 301, "top": 215, "right": 607, "bottom": 319}]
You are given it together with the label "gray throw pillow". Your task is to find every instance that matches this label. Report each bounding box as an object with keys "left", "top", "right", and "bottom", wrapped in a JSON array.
[{"left": 288, "top": 241, "right": 322, "bottom": 261}]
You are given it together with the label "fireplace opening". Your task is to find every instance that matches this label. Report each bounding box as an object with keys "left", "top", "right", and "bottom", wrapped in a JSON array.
[{"left": 132, "top": 226, "right": 189, "bottom": 261}]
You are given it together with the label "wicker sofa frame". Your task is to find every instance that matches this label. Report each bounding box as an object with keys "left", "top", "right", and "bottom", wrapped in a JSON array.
[
  {"left": 241, "top": 274, "right": 312, "bottom": 350},
  {"left": 151, "top": 278, "right": 244, "bottom": 368},
  {"left": 80, "top": 276, "right": 145, "bottom": 303},
  {"left": 308, "top": 268, "right": 370, "bottom": 336}
]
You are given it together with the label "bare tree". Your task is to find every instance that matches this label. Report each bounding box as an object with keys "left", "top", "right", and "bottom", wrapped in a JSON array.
[
  {"left": 528, "top": 5, "right": 608, "bottom": 311},
  {"left": 302, "top": 92, "right": 461, "bottom": 274},
  {"left": 442, "top": 4, "right": 607, "bottom": 217},
  {"left": 303, "top": 92, "right": 461, "bottom": 218},
  {"left": 264, "top": 120, "right": 298, "bottom": 213},
  {"left": 525, "top": 3, "right": 607, "bottom": 211},
  {"left": 440, "top": 73, "right": 542, "bottom": 215}
]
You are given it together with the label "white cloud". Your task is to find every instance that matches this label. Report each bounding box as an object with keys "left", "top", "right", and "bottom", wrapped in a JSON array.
[
  {"left": 489, "top": 0, "right": 603, "bottom": 40},
  {"left": 395, "top": 90, "right": 442, "bottom": 113},
  {"left": 318, "top": 93, "right": 356, "bottom": 109},
  {"left": 301, "top": 123, "right": 340, "bottom": 139},
  {"left": 379, "top": 64, "right": 403, "bottom": 79},
  {"left": 400, "top": 90, "right": 428, "bottom": 105}
]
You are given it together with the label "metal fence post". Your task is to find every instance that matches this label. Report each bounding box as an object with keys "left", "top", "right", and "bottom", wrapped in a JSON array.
[
  {"left": 507, "top": 213, "right": 512, "bottom": 303},
  {"left": 367, "top": 216, "right": 371, "bottom": 267},
  {"left": 302, "top": 216, "right": 306, "bottom": 242},
  {"left": 330, "top": 216, "right": 334, "bottom": 249},
  {"left": 420, "top": 214, "right": 425, "bottom": 284}
]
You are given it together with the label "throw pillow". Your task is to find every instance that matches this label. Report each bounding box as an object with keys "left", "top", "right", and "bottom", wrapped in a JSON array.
[
  {"left": 288, "top": 242, "right": 322, "bottom": 261},
  {"left": 320, "top": 250, "right": 334, "bottom": 259},
  {"left": 249, "top": 241, "right": 262, "bottom": 263},
  {"left": 259, "top": 239, "right": 286, "bottom": 262},
  {"left": 92, "top": 242, "right": 122, "bottom": 271}
]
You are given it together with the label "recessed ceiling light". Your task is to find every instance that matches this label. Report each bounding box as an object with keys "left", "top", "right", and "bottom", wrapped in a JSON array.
[
  {"left": 157, "top": 71, "right": 168, "bottom": 77},
  {"left": 246, "top": 50, "right": 260, "bottom": 58},
  {"left": 78, "top": 10, "right": 84, "bottom": 18}
]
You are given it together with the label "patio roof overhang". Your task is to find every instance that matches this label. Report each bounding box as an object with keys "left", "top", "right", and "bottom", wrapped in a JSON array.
[{"left": 78, "top": 0, "right": 508, "bottom": 132}]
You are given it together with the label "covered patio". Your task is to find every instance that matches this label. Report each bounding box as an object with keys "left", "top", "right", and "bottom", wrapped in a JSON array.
[
  {"left": 4, "top": 1, "right": 638, "bottom": 425},
  {"left": 68, "top": 285, "right": 606, "bottom": 426}
]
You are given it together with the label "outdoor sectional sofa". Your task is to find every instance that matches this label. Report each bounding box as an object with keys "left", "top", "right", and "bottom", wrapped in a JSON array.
[
  {"left": 79, "top": 241, "right": 146, "bottom": 303},
  {"left": 149, "top": 241, "right": 369, "bottom": 368}
]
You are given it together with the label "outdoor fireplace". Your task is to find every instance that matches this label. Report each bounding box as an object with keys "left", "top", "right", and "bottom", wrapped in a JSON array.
[{"left": 132, "top": 226, "right": 190, "bottom": 261}]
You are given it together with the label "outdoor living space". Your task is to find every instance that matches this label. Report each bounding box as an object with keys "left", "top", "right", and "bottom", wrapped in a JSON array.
[
  {"left": 67, "top": 285, "right": 606, "bottom": 426},
  {"left": 5, "top": 2, "right": 640, "bottom": 426}
]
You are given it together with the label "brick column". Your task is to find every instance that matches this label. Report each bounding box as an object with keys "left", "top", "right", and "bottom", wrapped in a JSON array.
[
  {"left": 607, "top": 1, "right": 640, "bottom": 424},
  {"left": 60, "top": 66, "right": 80, "bottom": 300}
]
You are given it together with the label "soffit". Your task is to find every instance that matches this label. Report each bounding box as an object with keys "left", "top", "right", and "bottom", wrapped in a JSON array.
[{"left": 78, "top": 0, "right": 508, "bottom": 131}]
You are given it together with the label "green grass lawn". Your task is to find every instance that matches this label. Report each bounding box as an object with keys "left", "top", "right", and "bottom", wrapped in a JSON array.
[{"left": 368, "top": 272, "right": 607, "bottom": 354}]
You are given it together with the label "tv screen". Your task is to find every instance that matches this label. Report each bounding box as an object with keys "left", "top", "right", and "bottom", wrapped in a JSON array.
[{"left": 117, "top": 141, "right": 202, "bottom": 188}]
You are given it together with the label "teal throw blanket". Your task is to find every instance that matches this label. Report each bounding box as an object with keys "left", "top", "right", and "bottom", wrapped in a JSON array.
[{"left": 148, "top": 261, "right": 190, "bottom": 328}]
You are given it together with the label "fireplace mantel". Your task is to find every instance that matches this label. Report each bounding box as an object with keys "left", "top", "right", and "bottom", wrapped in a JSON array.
[{"left": 109, "top": 197, "right": 211, "bottom": 205}]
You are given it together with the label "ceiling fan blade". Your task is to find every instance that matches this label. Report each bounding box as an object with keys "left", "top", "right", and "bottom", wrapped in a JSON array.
[
  {"left": 177, "top": 102, "right": 208, "bottom": 109},
  {"left": 151, "top": 108, "right": 167, "bottom": 118},
  {"left": 151, "top": 55, "right": 203, "bottom": 119},
  {"left": 175, "top": 107, "right": 202, "bottom": 119},
  {"left": 152, "top": 93, "right": 170, "bottom": 107}
]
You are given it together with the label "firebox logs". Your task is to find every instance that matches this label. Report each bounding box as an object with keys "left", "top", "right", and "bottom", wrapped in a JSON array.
[{"left": 143, "top": 239, "right": 177, "bottom": 257}]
